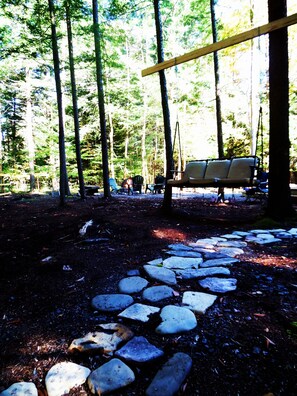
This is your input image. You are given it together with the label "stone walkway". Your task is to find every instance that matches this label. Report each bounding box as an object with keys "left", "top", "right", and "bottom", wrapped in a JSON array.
[{"left": 1, "top": 227, "right": 297, "bottom": 396}]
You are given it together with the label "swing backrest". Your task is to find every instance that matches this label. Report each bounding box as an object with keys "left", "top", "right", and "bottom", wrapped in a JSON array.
[{"left": 183, "top": 161, "right": 207, "bottom": 182}]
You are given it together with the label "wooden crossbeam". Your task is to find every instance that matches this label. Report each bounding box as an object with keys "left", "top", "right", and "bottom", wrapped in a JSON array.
[{"left": 142, "top": 13, "right": 297, "bottom": 77}]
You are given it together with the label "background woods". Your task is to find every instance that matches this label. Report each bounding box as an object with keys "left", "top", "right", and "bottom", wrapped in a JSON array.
[{"left": 0, "top": 0, "right": 296, "bottom": 196}]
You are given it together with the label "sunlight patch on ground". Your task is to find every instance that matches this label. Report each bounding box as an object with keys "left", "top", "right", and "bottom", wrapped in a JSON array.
[{"left": 152, "top": 228, "right": 188, "bottom": 241}]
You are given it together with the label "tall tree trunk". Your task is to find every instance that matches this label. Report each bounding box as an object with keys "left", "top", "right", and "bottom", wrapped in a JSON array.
[
  {"left": 153, "top": 0, "right": 174, "bottom": 212},
  {"left": 141, "top": 91, "right": 148, "bottom": 184},
  {"left": 107, "top": 100, "right": 115, "bottom": 179},
  {"left": 266, "top": 0, "right": 294, "bottom": 219},
  {"left": 48, "top": 0, "right": 68, "bottom": 205},
  {"left": 25, "top": 66, "right": 35, "bottom": 191},
  {"left": 210, "top": 0, "right": 224, "bottom": 159},
  {"left": 65, "top": 1, "right": 85, "bottom": 199},
  {"left": 92, "top": 0, "right": 110, "bottom": 198}
]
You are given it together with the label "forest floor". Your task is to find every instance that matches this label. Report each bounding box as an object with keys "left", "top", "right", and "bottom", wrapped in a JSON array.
[{"left": 0, "top": 191, "right": 296, "bottom": 396}]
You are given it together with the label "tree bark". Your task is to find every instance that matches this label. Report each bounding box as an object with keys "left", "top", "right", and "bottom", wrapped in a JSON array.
[
  {"left": 153, "top": 0, "right": 174, "bottom": 212},
  {"left": 48, "top": 0, "right": 68, "bottom": 206},
  {"left": 266, "top": 0, "right": 294, "bottom": 219},
  {"left": 25, "top": 66, "right": 35, "bottom": 191},
  {"left": 92, "top": 0, "right": 110, "bottom": 198},
  {"left": 65, "top": 1, "right": 85, "bottom": 199}
]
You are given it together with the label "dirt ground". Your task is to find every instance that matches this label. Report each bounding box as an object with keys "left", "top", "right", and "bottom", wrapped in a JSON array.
[{"left": 0, "top": 193, "right": 296, "bottom": 396}]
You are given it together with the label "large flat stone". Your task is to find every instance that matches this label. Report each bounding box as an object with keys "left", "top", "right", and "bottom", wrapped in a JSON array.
[
  {"left": 146, "top": 353, "right": 192, "bottom": 396},
  {"left": 118, "top": 276, "right": 149, "bottom": 294},
  {"left": 115, "top": 336, "right": 164, "bottom": 363},
  {"left": 199, "top": 277, "right": 237, "bottom": 293},
  {"left": 166, "top": 250, "right": 202, "bottom": 258},
  {"left": 200, "top": 257, "right": 238, "bottom": 268},
  {"left": 155, "top": 305, "right": 197, "bottom": 334},
  {"left": 168, "top": 243, "right": 193, "bottom": 251},
  {"left": 88, "top": 358, "right": 135, "bottom": 394},
  {"left": 118, "top": 303, "right": 160, "bottom": 322},
  {"left": 68, "top": 323, "right": 134, "bottom": 355},
  {"left": 91, "top": 294, "right": 133, "bottom": 312},
  {"left": 143, "top": 264, "right": 177, "bottom": 285},
  {"left": 143, "top": 285, "right": 175, "bottom": 302},
  {"left": 175, "top": 266, "right": 230, "bottom": 279},
  {"left": 182, "top": 291, "right": 217, "bottom": 314},
  {"left": 163, "top": 256, "right": 202, "bottom": 270}
]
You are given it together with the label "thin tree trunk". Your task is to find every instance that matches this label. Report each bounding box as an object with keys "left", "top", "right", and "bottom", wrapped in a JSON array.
[
  {"left": 107, "top": 101, "right": 115, "bottom": 179},
  {"left": 25, "top": 66, "right": 35, "bottom": 191},
  {"left": 92, "top": 0, "right": 110, "bottom": 198},
  {"left": 48, "top": 0, "right": 68, "bottom": 205},
  {"left": 65, "top": 1, "right": 85, "bottom": 199},
  {"left": 153, "top": 0, "right": 174, "bottom": 212},
  {"left": 266, "top": 0, "right": 294, "bottom": 219},
  {"left": 141, "top": 92, "right": 148, "bottom": 184}
]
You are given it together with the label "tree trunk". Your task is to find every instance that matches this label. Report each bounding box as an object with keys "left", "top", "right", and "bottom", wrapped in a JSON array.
[
  {"left": 65, "top": 1, "right": 85, "bottom": 199},
  {"left": 48, "top": 0, "right": 68, "bottom": 206},
  {"left": 92, "top": 0, "right": 110, "bottom": 198},
  {"left": 25, "top": 66, "right": 35, "bottom": 191},
  {"left": 153, "top": 0, "right": 174, "bottom": 212},
  {"left": 266, "top": 0, "right": 294, "bottom": 219}
]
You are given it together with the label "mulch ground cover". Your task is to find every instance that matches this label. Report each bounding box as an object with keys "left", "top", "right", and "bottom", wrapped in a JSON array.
[{"left": 0, "top": 193, "right": 296, "bottom": 395}]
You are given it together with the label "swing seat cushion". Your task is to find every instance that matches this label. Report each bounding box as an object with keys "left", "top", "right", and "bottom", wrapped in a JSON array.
[
  {"left": 167, "top": 161, "right": 207, "bottom": 185},
  {"left": 217, "top": 157, "right": 258, "bottom": 186},
  {"left": 189, "top": 159, "right": 231, "bottom": 185}
]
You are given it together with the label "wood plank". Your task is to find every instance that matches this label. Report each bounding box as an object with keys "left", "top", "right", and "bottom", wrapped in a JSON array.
[{"left": 142, "top": 13, "right": 297, "bottom": 77}]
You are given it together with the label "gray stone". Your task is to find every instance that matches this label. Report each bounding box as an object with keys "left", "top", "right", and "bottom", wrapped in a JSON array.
[
  {"left": 168, "top": 243, "right": 193, "bottom": 251},
  {"left": 91, "top": 294, "right": 133, "bottom": 312},
  {"left": 127, "top": 269, "right": 140, "bottom": 276},
  {"left": 275, "top": 232, "right": 293, "bottom": 239},
  {"left": 163, "top": 256, "right": 202, "bottom": 270},
  {"left": 115, "top": 336, "right": 164, "bottom": 363},
  {"left": 182, "top": 291, "right": 217, "bottom": 314},
  {"left": 166, "top": 250, "right": 202, "bottom": 258},
  {"left": 143, "top": 285, "right": 175, "bottom": 302},
  {"left": 143, "top": 264, "right": 177, "bottom": 285},
  {"left": 45, "top": 362, "right": 91, "bottom": 396},
  {"left": 232, "top": 231, "right": 252, "bottom": 237},
  {"left": 200, "top": 257, "right": 238, "bottom": 268},
  {"left": 288, "top": 227, "right": 297, "bottom": 235},
  {"left": 219, "top": 234, "right": 242, "bottom": 239},
  {"left": 250, "top": 229, "right": 270, "bottom": 234},
  {"left": 203, "top": 252, "right": 229, "bottom": 259},
  {"left": 147, "top": 258, "right": 163, "bottom": 266},
  {"left": 119, "top": 303, "right": 160, "bottom": 322},
  {"left": 217, "top": 240, "right": 247, "bottom": 248},
  {"left": 145, "top": 352, "right": 192, "bottom": 396},
  {"left": 175, "top": 266, "right": 230, "bottom": 279},
  {"left": 0, "top": 383, "right": 38, "bottom": 396},
  {"left": 68, "top": 323, "right": 134, "bottom": 355},
  {"left": 118, "top": 276, "right": 149, "bottom": 294},
  {"left": 216, "top": 247, "right": 244, "bottom": 256},
  {"left": 155, "top": 305, "right": 197, "bottom": 334},
  {"left": 191, "top": 247, "right": 216, "bottom": 254},
  {"left": 88, "top": 358, "right": 135, "bottom": 395},
  {"left": 199, "top": 277, "right": 237, "bottom": 293}
]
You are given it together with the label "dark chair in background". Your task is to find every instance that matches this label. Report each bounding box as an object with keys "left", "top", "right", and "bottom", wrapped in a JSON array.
[
  {"left": 145, "top": 175, "right": 166, "bottom": 194},
  {"left": 132, "top": 175, "right": 144, "bottom": 194}
]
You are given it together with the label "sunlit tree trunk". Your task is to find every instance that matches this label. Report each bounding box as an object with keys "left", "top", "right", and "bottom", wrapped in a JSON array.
[
  {"left": 153, "top": 0, "right": 174, "bottom": 212},
  {"left": 141, "top": 92, "right": 148, "bottom": 184},
  {"left": 107, "top": 96, "right": 115, "bottom": 179},
  {"left": 25, "top": 67, "right": 35, "bottom": 191}
]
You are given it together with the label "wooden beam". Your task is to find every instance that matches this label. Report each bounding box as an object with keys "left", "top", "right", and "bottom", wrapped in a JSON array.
[{"left": 142, "top": 13, "right": 297, "bottom": 77}]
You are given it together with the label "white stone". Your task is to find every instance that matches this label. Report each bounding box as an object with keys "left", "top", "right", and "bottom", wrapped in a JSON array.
[
  {"left": 175, "top": 266, "right": 230, "bottom": 279},
  {"left": 0, "top": 383, "right": 38, "bottom": 396},
  {"left": 118, "top": 276, "right": 149, "bottom": 294},
  {"left": 68, "top": 323, "right": 134, "bottom": 355},
  {"left": 168, "top": 243, "right": 193, "bottom": 251},
  {"left": 118, "top": 303, "right": 160, "bottom": 322},
  {"left": 163, "top": 256, "right": 202, "bottom": 270},
  {"left": 288, "top": 227, "right": 297, "bottom": 235},
  {"left": 216, "top": 247, "right": 244, "bottom": 257},
  {"left": 220, "top": 234, "right": 242, "bottom": 239},
  {"left": 199, "top": 277, "right": 237, "bottom": 293},
  {"left": 200, "top": 257, "right": 238, "bottom": 268},
  {"left": 143, "top": 264, "right": 177, "bottom": 285},
  {"left": 250, "top": 229, "right": 270, "bottom": 234},
  {"left": 115, "top": 336, "right": 164, "bottom": 363},
  {"left": 146, "top": 353, "right": 192, "bottom": 396},
  {"left": 232, "top": 231, "right": 252, "bottom": 237},
  {"left": 256, "top": 233, "right": 275, "bottom": 240},
  {"left": 155, "top": 305, "right": 197, "bottom": 334},
  {"left": 166, "top": 250, "right": 202, "bottom": 258},
  {"left": 143, "top": 285, "right": 175, "bottom": 302},
  {"left": 182, "top": 291, "right": 217, "bottom": 314},
  {"left": 45, "top": 362, "right": 91, "bottom": 396},
  {"left": 217, "top": 240, "right": 247, "bottom": 248},
  {"left": 211, "top": 236, "right": 228, "bottom": 242},
  {"left": 91, "top": 294, "right": 133, "bottom": 312},
  {"left": 88, "top": 358, "right": 135, "bottom": 395}
]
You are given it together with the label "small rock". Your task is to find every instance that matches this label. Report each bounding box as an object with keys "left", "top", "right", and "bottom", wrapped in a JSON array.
[
  {"left": 199, "top": 277, "right": 237, "bottom": 293},
  {"left": 155, "top": 305, "right": 197, "bottom": 334},
  {"left": 118, "top": 276, "right": 149, "bottom": 294},
  {"left": 143, "top": 285, "right": 175, "bottom": 302},
  {"left": 119, "top": 303, "right": 160, "bottom": 322},
  {"left": 115, "top": 336, "right": 164, "bottom": 363},
  {"left": 182, "top": 291, "right": 217, "bottom": 314},
  {"left": 143, "top": 265, "right": 177, "bottom": 285},
  {"left": 91, "top": 294, "right": 133, "bottom": 312}
]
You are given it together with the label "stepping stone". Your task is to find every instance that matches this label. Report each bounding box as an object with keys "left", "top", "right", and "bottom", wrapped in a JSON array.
[
  {"left": 143, "top": 285, "right": 175, "bottom": 302},
  {"left": 45, "top": 362, "right": 91, "bottom": 396},
  {"left": 166, "top": 250, "right": 202, "bottom": 258},
  {"left": 88, "top": 358, "right": 135, "bottom": 394},
  {"left": 143, "top": 265, "right": 177, "bottom": 285},
  {"left": 119, "top": 303, "right": 160, "bottom": 322},
  {"left": 216, "top": 247, "right": 244, "bottom": 256},
  {"left": 288, "top": 228, "right": 297, "bottom": 235},
  {"left": 220, "top": 234, "right": 242, "bottom": 239},
  {"left": 0, "top": 382, "right": 38, "bottom": 396},
  {"left": 211, "top": 237, "right": 228, "bottom": 242},
  {"left": 146, "top": 352, "right": 192, "bottom": 396},
  {"left": 232, "top": 231, "right": 252, "bottom": 237},
  {"left": 163, "top": 256, "right": 202, "bottom": 270},
  {"left": 250, "top": 229, "right": 270, "bottom": 234},
  {"left": 175, "top": 266, "right": 230, "bottom": 279},
  {"left": 199, "top": 277, "right": 237, "bottom": 293},
  {"left": 118, "top": 276, "right": 149, "bottom": 294},
  {"left": 155, "top": 305, "right": 197, "bottom": 334},
  {"left": 127, "top": 269, "right": 140, "bottom": 276},
  {"left": 203, "top": 252, "right": 229, "bottom": 259},
  {"left": 182, "top": 291, "right": 217, "bottom": 314},
  {"left": 91, "top": 294, "right": 133, "bottom": 312},
  {"left": 191, "top": 247, "right": 216, "bottom": 254},
  {"left": 275, "top": 232, "right": 293, "bottom": 239},
  {"left": 68, "top": 323, "right": 134, "bottom": 355},
  {"left": 217, "top": 240, "right": 247, "bottom": 248},
  {"left": 115, "top": 336, "right": 164, "bottom": 363},
  {"left": 168, "top": 243, "right": 193, "bottom": 251},
  {"left": 200, "top": 257, "right": 238, "bottom": 268},
  {"left": 147, "top": 258, "right": 163, "bottom": 266}
]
